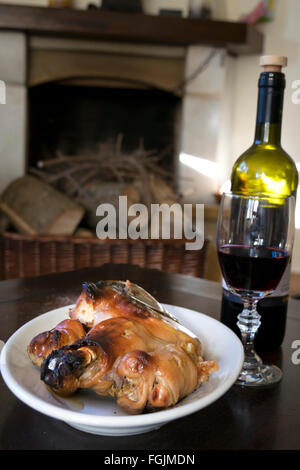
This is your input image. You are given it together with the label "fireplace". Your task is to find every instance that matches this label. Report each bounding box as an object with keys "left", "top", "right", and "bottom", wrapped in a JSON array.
[
  {"left": 0, "top": 31, "right": 235, "bottom": 205},
  {"left": 0, "top": 30, "right": 236, "bottom": 283},
  {"left": 28, "top": 83, "right": 181, "bottom": 172}
]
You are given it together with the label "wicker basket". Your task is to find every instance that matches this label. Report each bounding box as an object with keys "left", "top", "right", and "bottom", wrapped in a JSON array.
[{"left": 0, "top": 232, "right": 209, "bottom": 281}]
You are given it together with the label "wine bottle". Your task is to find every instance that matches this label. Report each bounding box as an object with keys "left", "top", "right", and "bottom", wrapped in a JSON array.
[{"left": 221, "top": 55, "right": 298, "bottom": 352}]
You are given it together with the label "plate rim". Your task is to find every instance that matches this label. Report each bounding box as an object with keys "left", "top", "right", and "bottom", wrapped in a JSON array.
[{"left": 0, "top": 303, "right": 244, "bottom": 428}]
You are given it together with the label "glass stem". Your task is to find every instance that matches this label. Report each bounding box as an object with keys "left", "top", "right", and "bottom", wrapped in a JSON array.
[{"left": 237, "top": 299, "right": 262, "bottom": 371}]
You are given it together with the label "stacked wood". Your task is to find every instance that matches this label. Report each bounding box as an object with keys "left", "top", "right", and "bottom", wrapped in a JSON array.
[
  {"left": 148, "top": 173, "right": 182, "bottom": 239},
  {"left": 149, "top": 173, "right": 178, "bottom": 205},
  {"left": 29, "top": 136, "right": 177, "bottom": 232},
  {"left": 79, "top": 180, "right": 142, "bottom": 230},
  {"left": 0, "top": 175, "right": 85, "bottom": 235}
]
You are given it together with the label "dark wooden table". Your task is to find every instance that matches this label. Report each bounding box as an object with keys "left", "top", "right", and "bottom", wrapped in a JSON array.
[{"left": 0, "top": 263, "right": 300, "bottom": 450}]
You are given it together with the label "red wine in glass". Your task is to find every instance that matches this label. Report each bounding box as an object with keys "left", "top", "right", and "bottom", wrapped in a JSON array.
[
  {"left": 218, "top": 244, "right": 290, "bottom": 294},
  {"left": 216, "top": 193, "right": 295, "bottom": 387}
]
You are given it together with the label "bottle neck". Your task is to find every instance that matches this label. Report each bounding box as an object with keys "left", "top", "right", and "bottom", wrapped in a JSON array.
[{"left": 254, "top": 72, "right": 285, "bottom": 146}]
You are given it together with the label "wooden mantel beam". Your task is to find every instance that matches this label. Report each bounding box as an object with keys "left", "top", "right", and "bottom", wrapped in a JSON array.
[{"left": 0, "top": 4, "right": 263, "bottom": 56}]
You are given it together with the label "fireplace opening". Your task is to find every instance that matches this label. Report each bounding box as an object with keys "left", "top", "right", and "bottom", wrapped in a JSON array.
[
  {"left": 25, "top": 82, "right": 182, "bottom": 235},
  {"left": 28, "top": 83, "right": 181, "bottom": 172}
]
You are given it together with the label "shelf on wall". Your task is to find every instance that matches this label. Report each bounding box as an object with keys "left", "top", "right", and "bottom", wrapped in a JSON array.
[{"left": 0, "top": 4, "right": 263, "bottom": 56}]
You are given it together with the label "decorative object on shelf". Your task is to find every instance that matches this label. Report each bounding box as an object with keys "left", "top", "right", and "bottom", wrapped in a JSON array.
[
  {"left": 242, "top": 0, "right": 275, "bottom": 24},
  {"left": 101, "top": 0, "right": 142, "bottom": 13},
  {"left": 142, "top": 0, "right": 189, "bottom": 18},
  {"left": 188, "top": 0, "right": 212, "bottom": 19},
  {"left": 49, "top": 0, "right": 73, "bottom": 7}
]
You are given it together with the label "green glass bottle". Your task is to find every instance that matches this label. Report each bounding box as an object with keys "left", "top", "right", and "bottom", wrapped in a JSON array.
[
  {"left": 231, "top": 56, "right": 298, "bottom": 198},
  {"left": 221, "top": 55, "right": 298, "bottom": 352}
]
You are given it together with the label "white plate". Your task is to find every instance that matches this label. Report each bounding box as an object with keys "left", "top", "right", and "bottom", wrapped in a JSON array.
[{"left": 0, "top": 304, "right": 244, "bottom": 436}]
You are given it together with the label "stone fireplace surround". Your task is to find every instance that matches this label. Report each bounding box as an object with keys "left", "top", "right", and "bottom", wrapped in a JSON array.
[{"left": 0, "top": 30, "right": 235, "bottom": 204}]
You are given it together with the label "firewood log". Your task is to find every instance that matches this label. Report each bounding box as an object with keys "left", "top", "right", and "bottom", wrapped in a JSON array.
[
  {"left": 149, "top": 173, "right": 178, "bottom": 205},
  {"left": 80, "top": 181, "right": 141, "bottom": 230},
  {"left": 0, "top": 175, "right": 85, "bottom": 235}
]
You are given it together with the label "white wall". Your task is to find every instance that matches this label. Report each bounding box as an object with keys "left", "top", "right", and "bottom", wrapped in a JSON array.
[
  {"left": 178, "top": 47, "right": 229, "bottom": 204},
  {"left": 229, "top": 0, "right": 300, "bottom": 273},
  {"left": 0, "top": 32, "right": 27, "bottom": 192}
]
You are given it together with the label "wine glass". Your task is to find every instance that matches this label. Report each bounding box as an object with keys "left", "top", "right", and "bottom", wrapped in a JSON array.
[{"left": 216, "top": 193, "right": 295, "bottom": 387}]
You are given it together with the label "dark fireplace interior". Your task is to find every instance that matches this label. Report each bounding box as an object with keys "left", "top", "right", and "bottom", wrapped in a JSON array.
[{"left": 28, "top": 83, "right": 181, "bottom": 171}]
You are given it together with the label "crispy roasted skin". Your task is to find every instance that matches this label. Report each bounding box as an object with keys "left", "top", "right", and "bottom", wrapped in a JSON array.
[
  {"left": 69, "top": 281, "right": 202, "bottom": 359},
  {"left": 32, "top": 281, "right": 218, "bottom": 414},
  {"left": 69, "top": 281, "right": 162, "bottom": 328},
  {"left": 41, "top": 317, "right": 166, "bottom": 396},
  {"left": 40, "top": 317, "right": 218, "bottom": 413},
  {"left": 117, "top": 346, "right": 218, "bottom": 413},
  {"left": 27, "top": 319, "right": 86, "bottom": 367}
]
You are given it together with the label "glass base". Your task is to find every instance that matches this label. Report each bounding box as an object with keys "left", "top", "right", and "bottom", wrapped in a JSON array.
[
  {"left": 235, "top": 300, "right": 283, "bottom": 388},
  {"left": 235, "top": 363, "right": 282, "bottom": 387}
]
